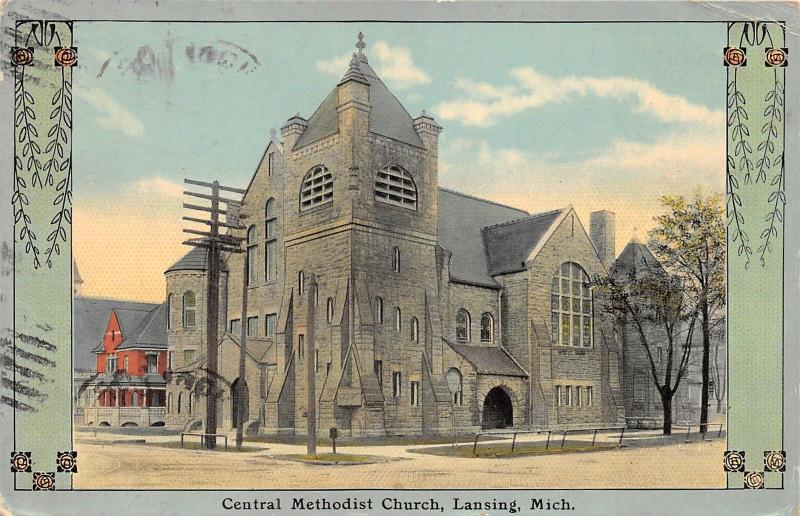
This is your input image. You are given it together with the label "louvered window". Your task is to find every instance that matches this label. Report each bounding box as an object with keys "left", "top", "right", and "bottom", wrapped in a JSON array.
[
  {"left": 375, "top": 165, "right": 417, "bottom": 210},
  {"left": 300, "top": 166, "right": 333, "bottom": 211}
]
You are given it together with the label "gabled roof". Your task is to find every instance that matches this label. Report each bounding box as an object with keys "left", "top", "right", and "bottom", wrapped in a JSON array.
[
  {"left": 74, "top": 298, "right": 159, "bottom": 365},
  {"left": 165, "top": 246, "right": 228, "bottom": 274},
  {"left": 612, "top": 240, "right": 665, "bottom": 278},
  {"left": 445, "top": 340, "right": 528, "bottom": 378},
  {"left": 295, "top": 52, "right": 423, "bottom": 149},
  {"left": 437, "top": 188, "right": 529, "bottom": 288},
  {"left": 482, "top": 208, "right": 566, "bottom": 276},
  {"left": 117, "top": 303, "right": 168, "bottom": 350}
]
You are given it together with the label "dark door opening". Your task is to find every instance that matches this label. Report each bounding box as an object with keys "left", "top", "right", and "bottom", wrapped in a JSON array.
[
  {"left": 482, "top": 386, "right": 513, "bottom": 429},
  {"left": 231, "top": 378, "right": 249, "bottom": 429}
]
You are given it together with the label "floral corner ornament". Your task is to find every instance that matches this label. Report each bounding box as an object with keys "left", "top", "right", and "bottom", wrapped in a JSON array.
[
  {"left": 743, "top": 471, "right": 765, "bottom": 489},
  {"left": 56, "top": 451, "right": 77, "bottom": 473},
  {"left": 10, "top": 47, "right": 34, "bottom": 66},
  {"left": 10, "top": 451, "right": 32, "bottom": 473},
  {"left": 764, "top": 47, "right": 788, "bottom": 68},
  {"left": 723, "top": 450, "right": 745, "bottom": 472},
  {"left": 763, "top": 450, "right": 786, "bottom": 472},
  {"left": 54, "top": 46, "right": 78, "bottom": 67},
  {"left": 32, "top": 472, "right": 56, "bottom": 491},
  {"left": 724, "top": 46, "right": 747, "bottom": 67}
]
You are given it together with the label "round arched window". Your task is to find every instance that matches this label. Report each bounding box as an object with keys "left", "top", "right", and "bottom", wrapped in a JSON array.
[
  {"left": 300, "top": 165, "right": 333, "bottom": 211},
  {"left": 456, "top": 309, "right": 471, "bottom": 342}
]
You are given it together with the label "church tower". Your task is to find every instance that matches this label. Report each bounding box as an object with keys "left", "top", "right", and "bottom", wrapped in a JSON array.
[{"left": 265, "top": 33, "right": 450, "bottom": 436}]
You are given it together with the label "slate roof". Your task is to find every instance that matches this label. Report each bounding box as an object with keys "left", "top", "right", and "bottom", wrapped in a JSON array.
[
  {"left": 89, "top": 302, "right": 167, "bottom": 354},
  {"left": 295, "top": 52, "right": 424, "bottom": 149},
  {"left": 437, "top": 188, "right": 529, "bottom": 287},
  {"left": 165, "top": 246, "right": 228, "bottom": 274},
  {"left": 117, "top": 303, "right": 168, "bottom": 350},
  {"left": 482, "top": 208, "right": 566, "bottom": 276},
  {"left": 445, "top": 340, "right": 527, "bottom": 378},
  {"left": 73, "top": 297, "right": 159, "bottom": 371},
  {"left": 612, "top": 239, "right": 665, "bottom": 278}
]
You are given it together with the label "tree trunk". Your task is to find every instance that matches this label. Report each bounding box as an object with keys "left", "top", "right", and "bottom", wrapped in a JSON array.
[
  {"left": 700, "top": 299, "right": 710, "bottom": 433},
  {"left": 716, "top": 398, "right": 722, "bottom": 414},
  {"left": 661, "top": 394, "right": 673, "bottom": 435}
]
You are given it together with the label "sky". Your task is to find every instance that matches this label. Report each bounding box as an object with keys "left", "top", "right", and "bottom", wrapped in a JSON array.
[{"left": 72, "top": 22, "right": 726, "bottom": 302}]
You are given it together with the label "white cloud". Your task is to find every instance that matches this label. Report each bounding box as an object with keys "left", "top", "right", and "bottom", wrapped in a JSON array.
[
  {"left": 435, "top": 67, "right": 722, "bottom": 128},
  {"left": 316, "top": 41, "right": 430, "bottom": 90},
  {"left": 133, "top": 177, "right": 184, "bottom": 198},
  {"left": 439, "top": 127, "right": 724, "bottom": 252},
  {"left": 75, "top": 87, "right": 144, "bottom": 138}
]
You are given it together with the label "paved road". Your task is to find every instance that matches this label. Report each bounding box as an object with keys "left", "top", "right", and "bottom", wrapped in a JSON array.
[{"left": 73, "top": 430, "right": 725, "bottom": 489}]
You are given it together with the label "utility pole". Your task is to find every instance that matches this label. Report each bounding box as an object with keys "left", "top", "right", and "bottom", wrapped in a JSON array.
[
  {"left": 306, "top": 274, "right": 317, "bottom": 456},
  {"left": 182, "top": 179, "right": 245, "bottom": 449},
  {"left": 235, "top": 204, "right": 249, "bottom": 450}
]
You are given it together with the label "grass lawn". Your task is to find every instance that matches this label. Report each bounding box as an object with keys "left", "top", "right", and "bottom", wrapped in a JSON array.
[
  {"left": 142, "top": 441, "right": 264, "bottom": 453},
  {"left": 246, "top": 433, "right": 504, "bottom": 447},
  {"left": 409, "top": 440, "right": 618, "bottom": 458},
  {"left": 277, "top": 452, "right": 387, "bottom": 464}
]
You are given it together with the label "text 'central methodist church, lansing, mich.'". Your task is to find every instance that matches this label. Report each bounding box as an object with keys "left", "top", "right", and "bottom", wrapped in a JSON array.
[{"left": 75, "top": 34, "right": 711, "bottom": 436}]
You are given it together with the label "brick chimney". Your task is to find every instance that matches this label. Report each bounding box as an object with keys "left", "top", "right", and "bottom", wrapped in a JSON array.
[{"left": 590, "top": 210, "right": 616, "bottom": 270}]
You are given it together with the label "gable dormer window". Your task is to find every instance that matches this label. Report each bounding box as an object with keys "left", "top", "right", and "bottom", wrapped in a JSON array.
[
  {"left": 300, "top": 165, "right": 333, "bottom": 211},
  {"left": 375, "top": 165, "right": 417, "bottom": 210}
]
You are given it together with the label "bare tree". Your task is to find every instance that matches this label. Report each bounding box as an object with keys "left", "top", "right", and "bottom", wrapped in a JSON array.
[{"left": 595, "top": 261, "right": 698, "bottom": 435}]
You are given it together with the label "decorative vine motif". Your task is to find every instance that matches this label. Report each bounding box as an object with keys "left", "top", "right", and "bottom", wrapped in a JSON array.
[
  {"left": 13, "top": 155, "right": 40, "bottom": 269},
  {"left": 726, "top": 157, "right": 751, "bottom": 267},
  {"left": 44, "top": 74, "right": 73, "bottom": 268},
  {"left": 15, "top": 67, "right": 43, "bottom": 188},
  {"left": 756, "top": 75, "right": 782, "bottom": 184},
  {"left": 727, "top": 73, "right": 753, "bottom": 184},
  {"left": 758, "top": 160, "right": 785, "bottom": 266}
]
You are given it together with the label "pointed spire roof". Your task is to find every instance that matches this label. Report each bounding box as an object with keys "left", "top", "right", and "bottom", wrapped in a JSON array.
[
  {"left": 612, "top": 239, "right": 664, "bottom": 278},
  {"left": 165, "top": 246, "right": 229, "bottom": 274},
  {"left": 295, "top": 33, "right": 424, "bottom": 150},
  {"left": 73, "top": 259, "right": 84, "bottom": 284}
]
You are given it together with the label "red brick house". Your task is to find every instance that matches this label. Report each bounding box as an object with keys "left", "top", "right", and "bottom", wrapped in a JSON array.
[{"left": 84, "top": 302, "right": 169, "bottom": 427}]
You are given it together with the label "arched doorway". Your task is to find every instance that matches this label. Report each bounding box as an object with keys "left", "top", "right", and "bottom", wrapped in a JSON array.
[
  {"left": 231, "top": 378, "right": 249, "bottom": 429},
  {"left": 482, "top": 386, "right": 513, "bottom": 429}
]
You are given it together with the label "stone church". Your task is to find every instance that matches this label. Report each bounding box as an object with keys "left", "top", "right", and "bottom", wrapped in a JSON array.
[{"left": 162, "top": 34, "right": 629, "bottom": 437}]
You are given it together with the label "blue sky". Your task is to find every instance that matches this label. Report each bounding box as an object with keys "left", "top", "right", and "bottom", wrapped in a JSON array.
[{"left": 72, "top": 22, "right": 726, "bottom": 301}]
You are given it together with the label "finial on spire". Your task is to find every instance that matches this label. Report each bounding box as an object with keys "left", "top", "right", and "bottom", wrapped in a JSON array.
[
  {"left": 630, "top": 227, "right": 641, "bottom": 244},
  {"left": 356, "top": 32, "right": 366, "bottom": 54}
]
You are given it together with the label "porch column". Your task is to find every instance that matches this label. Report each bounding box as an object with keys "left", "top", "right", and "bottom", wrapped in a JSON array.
[{"left": 144, "top": 387, "right": 149, "bottom": 408}]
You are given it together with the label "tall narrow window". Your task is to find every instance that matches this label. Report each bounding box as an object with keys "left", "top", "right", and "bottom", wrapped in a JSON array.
[
  {"left": 315, "top": 349, "right": 320, "bottom": 373},
  {"left": 577, "top": 386, "right": 583, "bottom": 407},
  {"left": 267, "top": 152, "right": 275, "bottom": 177},
  {"left": 166, "top": 294, "right": 172, "bottom": 329},
  {"left": 265, "top": 198, "right": 278, "bottom": 281},
  {"left": 246, "top": 225, "right": 257, "bottom": 285},
  {"left": 392, "top": 372, "right": 402, "bottom": 398},
  {"left": 480, "top": 313, "right": 494, "bottom": 342},
  {"left": 394, "top": 307, "right": 402, "bottom": 332},
  {"left": 565, "top": 386, "right": 572, "bottom": 406},
  {"left": 410, "top": 381, "right": 420, "bottom": 406},
  {"left": 587, "top": 386, "right": 593, "bottom": 407},
  {"left": 551, "top": 262, "right": 593, "bottom": 347},
  {"left": 168, "top": 351, "right": 173, "bottom": 370},
  {"left": 556, "top": 385, "right": 562, "bottom": 407},
  {"left": 298, "top": 334, "right": 305, "bottom": 359},
  {"left": 374, "top": 297, "right": 383, "bottom": 324},
  {"left": 300, "top": 165, "right": 333, "bottom": 211},
  {"left": 456, "top": 309, "right": 471, "bottom": 342},
  {"left": 247, "top": 316, "right": 258, "bottom": 337},
  {"left": 392, "top": 246, "right": 400, "bottom": 273},
  {"left": 265, "top": 313, "right": 277, "bottom": 338},
  {"left": 177, "top": 392, "right": 182, "bottom": 414},
  {"left": 374, "top": 360, "right": 383, "bottom": 387},
  {"left": 326, "top": 298, "right": 334, "bottom": 324},
  {"left": 146, "top": 354, "right": 158, "bottom": 374},
  {"left": 375, "top": 165, "right": 417, "bottom": 210},
  {"left": 182, "top": 291, "right": 196, "bottom": 327},
  {"left": 230, "top": 319, "right": 241, "bottom": 335},
  {"left": 298, "top": 270, "right": 305, "bottom": 295},
  {"left": 410, "top": 317, "right": 419, "bottom": 342}
]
